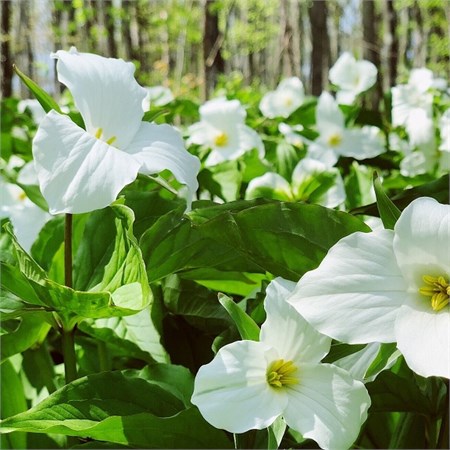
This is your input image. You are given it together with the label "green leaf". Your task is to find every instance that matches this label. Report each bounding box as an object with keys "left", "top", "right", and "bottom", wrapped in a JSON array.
[
  {"left": 268, "top": 416, "right": 286, "bottom": 449},
  {"left": 141, "top": 199, "right": 369, "bottom": 283},
  {"left": 79, "top": 304, "right": 169, "bottom": 364},
  {"left": 1, "top": 314, "right": 51, "bottom": 361},
  {"left": 351, "top": 173, "right": 449, "bottom": 217},
  {"left": 365, "top": 343, "right": 401, "bottom": 380},
  {"left": 13, "top": 65, "right": 62, "bottom": 114},
  {"left": 1, "top": 359, "right": 28, "bottom": 450},
  {"left": 0, "top": 369, "right": 232, "bottom": 448},
  {"left": 218, "top": 293, "right": 260, "bottom": 341},
  {"left": 322, "top": 342, "right": 366, "bottom": 364},
  {"left": 163, "top": 275, "right": 231, "bottom": 333},
  {"left": 373, "top": 174, "right": 401, "bottom": 229}
]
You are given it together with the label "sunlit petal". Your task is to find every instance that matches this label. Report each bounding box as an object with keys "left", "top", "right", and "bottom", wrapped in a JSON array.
[
  {"left": 53, "top": 48, "right": 146, "bottom": 149},
  {"left": 261, "top": 279, "right": 332, "bottom": 364},
  {"left": 125, "top": 122, "right": 200, "bottom": 208},
  {"left": 289, "top": 230, "right": 406, "bottom": 343},
  {"left": 191, "top": 341, "right": 286, "bottom": 433},
  {"left": 33, "top": 110, "right": 140, "bottom": 214},
  {"left": 284, "top": 364, "right": 370, "bottom": 450}
]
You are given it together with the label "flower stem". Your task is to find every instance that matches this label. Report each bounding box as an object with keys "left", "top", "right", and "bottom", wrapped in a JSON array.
[
  {"left": 64, "top": 213, "right": 73, "bottom": 289},
  {"left": 62, "top": 213, "right": 77, "bottom": 383}
]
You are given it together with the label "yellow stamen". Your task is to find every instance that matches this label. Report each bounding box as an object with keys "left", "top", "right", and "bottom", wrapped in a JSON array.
[
  {"left": 214, "top": 132, "right": 228, "bottom": 147},
  {"left": 106, "top": 136, "right": 117, "bottom": 145},
  {"left": 327, "top": 133, "right": 342, "bottom": 147},
  {"left": 284, "top": 97, "right": 293, "bottom": 107},
  {"left": 419, "top": 274, "right": 449, "bottom": 312},
  {"left": 266, "top": 359, "right": 298, "bottom": 389},
  {"left": 95, "top": 128, "right": 103, "bottom": 139}
]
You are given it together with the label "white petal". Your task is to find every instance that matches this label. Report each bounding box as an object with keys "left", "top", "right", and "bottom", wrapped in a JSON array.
[
  {"left": 406, "top": 108, "right": 434, "bottom": 146},
  {"left": 200, "top": 98, "right": 246, "bottom": 127},
  {"left": 336, "top": 90, "right": 357, "bottom": 105},
  {"left": 245, "top": 172, "right": 293, "bottom": 201},
  {"left": 261, "top": 280, "right": 332, "bottom": 364},
  {"left": 237, "top": 124, "right": 265, "bottom": 158},
  {"left": 125, "top": 122, "right": 200, "bottom": 208},
  {"left": 393, "top": 197, "right": 450, "bottom": 289},
  {"left": 316, "top": 92, "right": 345, "bottom": 133},
  {"left": 339, "top": 127, "right": 385, "bottom": 159},
  {"left": 9, "top": 202, "right": 51, "bottom": 252},
  {"left": 289, "top": 230, "right": 407, "bottom": 343},
  {"left": 33, "top": 110, "right": 140, "bottom": 214},
  {"left": 396, "top": 301, "right": 450, "bottom": 378},
  {"left": 17, "top": 161, "right": 39, "bottom": 185},
  {"left": 191, "top": 340, "right": 286, "bottom": 433},
  {"left": 329, "top": 52, "right": 356, "bottom": 90},
  {"left": 306, "top": 143, "right": 339, "bottom": 168},
  {"left": 284, "top": 364, "right": 370, "bottom": 450},
  {"left": 409, "top": 68, "right": 434, "bottom": 93},
  {"left": 354, "top": 60, "right": 378, "bottom": 93},
  {"left": 53, "top": 49, "right": 146, "bottom": 149},
  {"left": 260, "top": 78, "right": 304, "bottom": 119}
]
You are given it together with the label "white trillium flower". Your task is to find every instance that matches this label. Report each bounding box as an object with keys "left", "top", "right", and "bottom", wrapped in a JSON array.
[
  {"left": 439, "top": 108, "right": 450, "bottom": 152},
  {"left": 245, "top": 158, "right": 345, "bottom": 208},
  {"left": 0, "top": 177, "right": 51, "bottom": 252},
  {"left": 289, "top": 197, "right": 450, "bottom": 379},
  {"left": 18, "top": 99, "right": 47, "bottom": 125},
  {"left": 307, "top": 92, "right": 385, "bottom": 166},
  {"left": 329, "top": 52, "right": 378, "bottom": 105},
  {"left": 278, "top": 122, "right": 307, "bottom": 148},
  {"left": 142, "top": 85, "right": 174, "bottom": 111},
  {"left": 33, "top": 48, "right": 200, "bottom": 215},
  {"left": 192, "top": 278, "right": 371, "bottom": 450},
  {"left": 188, "top": 97, "right": 264, "bottom": 166},
  {"left": 259, "top": 77, "right": 305, "bottom": 119},
  {"left": 391, "top": 68, "right": 434, "bottom": 147}
]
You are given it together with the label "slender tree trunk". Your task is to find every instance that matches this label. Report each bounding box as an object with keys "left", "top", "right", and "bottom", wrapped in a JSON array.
[
  {"left": 411, "top": 0, "right": 425, "bottom": 66},
  {"left": 103, "top": 0, "right": 117, "bottom": 57},
  {"left": 122, "top": 0, "right": 134, "bottom": 61},
  {"left": 362, "top": 0, "right": 382, "bottom": 109},
  {"left": 280, "top": 0, "right": 296, "bottom": 78},
  {"left": 309, "top": 0, "right": 330, "bottom": 95},
  {"left": 1, "top": 0, "right": 13, "bottom": 97},
  {"left": 203, "top": 0, "right": 225, "bottom": 99},
  {"left": 384, "top": 0, "right": 398, "bottom": 87}
]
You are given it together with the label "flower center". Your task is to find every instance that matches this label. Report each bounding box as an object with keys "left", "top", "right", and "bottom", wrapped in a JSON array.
[
  {"left": 419, "top": 275, "right": 450, "bottom": 311},
  {"left": 283, "top": 96, "right": 293, "bottom": 107},
  {"left": 266, "top": 359, "right": 298, "bottom": 389},
  {"left": 95, "top": 128, "right": 117, "bottom": 146},
  {"left": 327, "top": 132, "right": 342, "bottom": 147},
  {"left": 214, "top": 132, "right": 228, "bottom": 147}
]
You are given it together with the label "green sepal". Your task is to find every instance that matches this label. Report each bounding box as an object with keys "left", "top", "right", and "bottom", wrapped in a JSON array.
[{"left": 373, "top": 173, "right": 401, "bottom": 230}]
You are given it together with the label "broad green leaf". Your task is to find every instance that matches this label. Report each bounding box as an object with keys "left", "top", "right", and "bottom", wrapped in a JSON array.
[
  {"left": 141, "top": 199, "right": 369, "bottom": 282},
  {"left": 218, "top": 294, "right": 260, "bottom": 341},
  {"left": 79, "top": 304, "right": 169, "bottom": 364},
  {"left": 322, "top": 342, "right": 366, "bottom": 364},
  {"left": 1, "top": 359, "right": 27, "bottom": 450},
  {"left": 31, "top": 215, "right": 64, "bottom": 271},
  {"left": 373, "top": 174, "right": 401, "bottom": 230},
  {"left": 13, "top": 65, "right": 62, "bottom": 114},
  {"left": 351, "top": 173, "right": 449, "bottom": 217},
  {"left": 1, "top": 314, "right": 51, "bottom": 361},
  {"left": 0, "top": 369, "right": 232, "bottom": 449},
  {"left": 163, "top": 275, "right": 231, "bottom": 333},
  {"left": 268, "top": 416, "right": 287, "bottom": 450},
  {"left": 365, "top": 343, "right": 401, "bottom": 380}
]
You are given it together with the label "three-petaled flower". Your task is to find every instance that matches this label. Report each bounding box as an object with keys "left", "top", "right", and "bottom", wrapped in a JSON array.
[
  {"left": 33, "top": 48, "right": 200, "bottom": 214},
  {"left": 289, "top": 197, "right": 449, "bottom": 379},
  {"left": 192, "top": 278, "right": 371, "bottom": 450}
]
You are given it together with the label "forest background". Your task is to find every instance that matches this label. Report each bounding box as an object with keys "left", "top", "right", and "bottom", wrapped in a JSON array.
[{"left": 1, "top": 0, "right": 449, "bottom": 108}]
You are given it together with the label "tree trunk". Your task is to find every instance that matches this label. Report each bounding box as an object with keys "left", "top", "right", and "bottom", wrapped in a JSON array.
[
  {"left": 309, "top": 0, "right": 330, "bottom": 95},
  {"left": 1, "top": 0, "right": 13, "bottom": 98},
  {"left": 280, "top": 0, "right": 296, "bottom": 78},
  {"left": 362, "top": 0, "right": 382, "bottom": 109},
  {"left": 384, "top": 0, "right": 398, "bottom": 88},
  {"left": 203, "top": 0, "right": 225, "bottom": 99}
]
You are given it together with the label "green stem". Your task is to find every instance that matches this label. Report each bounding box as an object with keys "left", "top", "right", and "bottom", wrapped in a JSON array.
[
  {"left": 61, "top": 328, "right": 77, "bottom": 384},
  {"left": 62, "top": 213, "right": 78, "bottom": 384},
  {"left": 437, "top": 380, "right": 449, "bottom": 449},
  {"left": 64, "top": 213, "right": 73, "bottom": 289}
]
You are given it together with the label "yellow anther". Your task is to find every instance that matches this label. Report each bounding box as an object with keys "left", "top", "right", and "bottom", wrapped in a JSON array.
[
  {"left": 284, "top": 97, "right": 293, "bottom": 107},
  {"left": 327, "top": 133, "right": 342, "bottom": 147},
  {"left": 267, "top": 359, "right": 298, "bottom": 389},
  {"left": 214, "top": 132, "right": 228, "bottom": 147},
  {"left": 106, "top": 136, "right": 117, "bottom": 145},
  {"left": 95, "top": 128, "right": 103, "bottom": 139},
  {"left": 18, "top": 191, "right": 27, "bottom": 201},
  {"left": 419, "top": 274, "right": 449, "bottom": 312}
]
